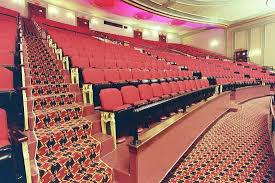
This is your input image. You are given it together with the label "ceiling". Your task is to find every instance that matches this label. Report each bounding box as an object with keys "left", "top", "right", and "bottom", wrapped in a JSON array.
[
  {"left": 36, "top": 0, "right": 275, "bottom": 34},
  {"left": 123, "top": 0, "right": 275, "bottom": 25}
]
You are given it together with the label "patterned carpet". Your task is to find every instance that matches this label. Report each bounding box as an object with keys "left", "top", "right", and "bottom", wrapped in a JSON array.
[
  {"left": 162, "top": 97, "right": 275, "bottom": 183},
  {"left": 22, "top": 19, "right": 113, "bottom": 182}
]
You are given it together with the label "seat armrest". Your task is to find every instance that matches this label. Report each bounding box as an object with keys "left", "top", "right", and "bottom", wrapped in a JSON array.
[
  {"left": 10, "top": 129, "right": 28, "bottom": 144},
  {"left": 99, "top": 105, "right": 134, "bottom": 113}
]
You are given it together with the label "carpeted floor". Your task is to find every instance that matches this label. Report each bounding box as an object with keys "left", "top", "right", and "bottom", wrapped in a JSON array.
[{"left": 162, "top": 97, "right": 275, "bottom": 183}]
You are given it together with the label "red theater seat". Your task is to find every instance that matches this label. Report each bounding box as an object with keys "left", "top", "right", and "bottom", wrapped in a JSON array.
[
  {"left": 138, "top": 84, "right": 160, "bottom": 102},
  {"left": 104, "top": 69, "right": 122, "bottom": 83},
  {"left": 170, "top": 82, "right": 181, "bottom": 94},
  {"left": 119, "top": 69, "right": 133, "bottom": 81},
  {"left": 90, "top": 58, "right": 105, "bottom": 69},
  {"left": 0, "top": 108, "right": 9, "bottom": 147},
  {"left": 71, "top": 56, "right": 89, "bottom": 68},
  {"left": 132, "top": 69, "right": 144, "bottom": 80},
  {"left": 161, "top": 82, "right": 176, "bottom": 96},
  {"left": 0, "top": 51, "right": 14, "bottom": 66},
  {"left": 0, "top": 67, "right": 13, "bottom": 91},
  {"left": 121, "top": 86, "right": 147, "bottom": 106},
  {"left": 99, "top": 88, "right": 131, "bottom": 111},
  {"left": 82, "top": 68, "right": 105, "bottom": 84}
]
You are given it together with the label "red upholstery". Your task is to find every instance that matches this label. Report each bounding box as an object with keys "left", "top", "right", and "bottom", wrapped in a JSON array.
[
  {"left": 170, "top": 82, "right": 180, "bottom": 93},
  {"left": 189, "top": 80, "right": 197, "bottom": 91},
  {"left": 151, "top": 83, "right": 165, "bottom": 97},
  {"left": 151, "top": 70, "right": 160, "bottom": 79},
  {"left": 0, "top": 108, "right": 9, "bottom": 148},
  {"left": 105, "top": 60, "right": 116, "bottom": 69},
  {"left": 0, "top": 67, "right": 13, "bottom": 91},
  {"left": 202, "top": 79, "right": 210, "bottom": 88},
  {"left": 121, "top": 86, "right": 147, "bottom": 105},
  {"left": 82, "top": 68, "right": 105, "bottom": 84},
  {"left": 71, "top": 56, "right": 89, "bottom": 68},
  {"left": 90, "top": 58, "right": 105, "bottom": 69},
  {"left": 195, "top": 80, "right": 202, "bottom": 89},
  {"left": 0, "top": 51, "right": 14, "bottom": 66},
  {"left": 119, "top": 69, "right": 133, "bottom": 81},
  {"left": 184, "top": 80, "right": 192, "bottom": 92},
  {"left": 143, "top": 70, "right": 151, "bottom": 79},
  {"left": 177, "top": 81, "right": 186, "bottom": 92},
  {"left": 100, "top": 88, "right": 130, "bottom": 111},
  {"left": 116, "top": 60, "right": 128, "bottom": 69},
  {"left": 138, "top": 84, "right": 159, "bottom": 101},
  {"left": 104, "top": 69, "right": 121, "bottom": 82},
  {"left": 161, "top": 82, "right": 172, "bottom": 95},
  {"left": 132, "top": 69, "right": 144, "bottom": 80}
]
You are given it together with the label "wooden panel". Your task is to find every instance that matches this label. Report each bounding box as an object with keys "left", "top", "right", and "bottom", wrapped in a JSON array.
[
  {"left": 264, "top": 23, "right": 275, "bottom": 67},
  {"left": 250, "top": 26, "right": 263, "bottom": 65},
  {"left": 234, "top": 30, "right": 248, "bottom": 50}
]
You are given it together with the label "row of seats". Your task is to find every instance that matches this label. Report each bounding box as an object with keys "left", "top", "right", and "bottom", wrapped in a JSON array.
[
  {"left": 148, "top": 49, "right": 275, "bottom": 83},
  {"left": 72, "top": 57, "right": 176, "bottom": 70},
  {"left": 99, "top": 79, "right": 214, "bottom": 140},
  {"left": 100, "top": 79, "right": 211, "bottom": 110},
  {"left": 82, "top": 68, "right": 193, "bottom": 84}
]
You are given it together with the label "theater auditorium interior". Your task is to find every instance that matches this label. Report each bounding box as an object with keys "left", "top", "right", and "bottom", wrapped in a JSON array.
[{"left": 1, "top": 0, "right": 275, "bottom": 182}]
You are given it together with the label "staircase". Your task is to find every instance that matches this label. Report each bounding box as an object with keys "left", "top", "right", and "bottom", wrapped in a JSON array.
[{"left": 22, "top": 18, "right": 113, "bottom": 183}]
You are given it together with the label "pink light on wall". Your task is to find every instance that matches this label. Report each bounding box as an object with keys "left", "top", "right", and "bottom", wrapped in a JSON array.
[{"left": 84, "top": 0, "right": 217, "bottom": 29}]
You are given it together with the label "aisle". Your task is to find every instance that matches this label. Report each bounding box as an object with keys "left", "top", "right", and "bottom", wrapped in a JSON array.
[{"left": 162, "top": 97, "right": 275, "bottom": 183}]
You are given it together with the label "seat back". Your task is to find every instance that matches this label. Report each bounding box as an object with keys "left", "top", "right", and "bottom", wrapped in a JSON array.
[
  {"left": 82, "top": 68, "right": 104, "bottom": 84},
  {"left": 104, "top": 69, "right": 120, "bottom": 82},
  {"left": 0, "top": 67, "right": 13, "bottom": 91},
  {"left": 138, "top": 84, "right": 154, "bottom": 100},
  {"left": 100, "top": 88, "right": 124, "bottom": 110},
  {"left": 177, "top": 81, "right": 186, "bottom": 91},
  {"left": 0, "top": 108, "right": 8, "bottom": 141},
  {"left": 132, "top": 69, "right": 143, "bottom": 80},
  {"left": 161, "top": 82, "right": 172, "bottom": 95},
  {"left": 170, "top": 82, "right": 180, "bottom": 93},
  {"left": 121, "top": 86, "right": 141, "bottom": 104},
  {"left": 183, "top": 80, "right": 191, "bottom": 91},
  {"left": 151, "top": 83, "right": 164, "bottom": 97},
  {"left": 119, "top": 69, "right": 132, "bottom": 81}
]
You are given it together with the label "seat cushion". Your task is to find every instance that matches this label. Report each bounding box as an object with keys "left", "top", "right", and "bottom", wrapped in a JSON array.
[
  {"left": 114, "top": 104, "right": 132, "bottom": 111},
  {"left": 133, "top": 100, "right": 148, "bottom": 106}
]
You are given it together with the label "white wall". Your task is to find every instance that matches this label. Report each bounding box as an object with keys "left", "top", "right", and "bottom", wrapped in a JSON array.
[
  {"left": 0, "top": 0, "right": 27, "bottom": 16},
  {"left": 142, "top": 29, "right": 159, "bottom": 41},
  {"left": 47, "top": 4, "right": 75, "bottom": 26},
  {"left": 227, "top": 14, "right": 275, "bottom": 67},
  {"left": 182, "top": 28, "right": 226, "bottom": 55},
  {"left": 167, "top": 33, "right": 181, "bottom": 44}
]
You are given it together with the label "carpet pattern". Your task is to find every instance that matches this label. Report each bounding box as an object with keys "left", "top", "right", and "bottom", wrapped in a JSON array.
[
  {"left": 162, "top": 97, "right": 275, "bottom": 183},
  {"left": 23, "top": 18, "right": 113, "bottom": 182}
]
